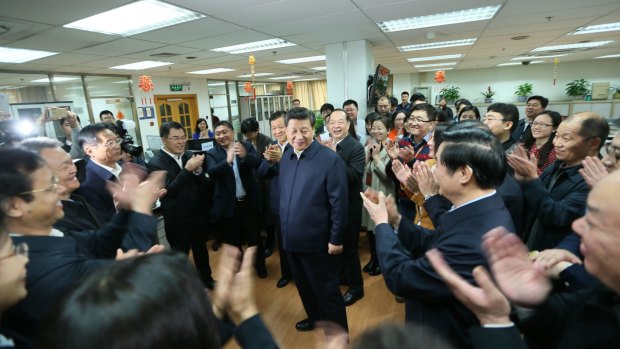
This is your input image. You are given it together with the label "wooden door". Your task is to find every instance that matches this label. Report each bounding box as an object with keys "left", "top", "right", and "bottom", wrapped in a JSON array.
[{"left": 154, "top": 94, "right": 199, "bottom": 136}]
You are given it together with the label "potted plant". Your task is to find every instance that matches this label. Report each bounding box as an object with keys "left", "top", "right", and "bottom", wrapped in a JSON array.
[
  {"left": 481, "top": 85, "right": 496, "bottom": 103},
  {"left": 565, "top": 79, "right": 590, "bottom": 100},
  {"left": 613, "top": 87, "right": 620, "bottom": 100},
  {"left": 440, "top": 86, "right": 460, "bottom": 104},
  {"left": 515, "top": 82, "right": 533, "bottom": 102}
]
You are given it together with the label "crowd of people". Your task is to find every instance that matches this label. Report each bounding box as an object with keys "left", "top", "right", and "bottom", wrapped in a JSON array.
[{"left": 0, "top": 90, "right": 619, "bottom": 348}]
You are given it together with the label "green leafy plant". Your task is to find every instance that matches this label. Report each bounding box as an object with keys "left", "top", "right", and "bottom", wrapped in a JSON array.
[
  {"left": 565, "top": 79, "right": 590, "bottom": 97},
  {"left": 481, "top": 86, "right": 497, "bottom": 98},
  {"left": 515, "top": 83, "right": 533, "bottom": 96},
  {"left": 440, "top": 86, "right": 460, "bottom": 101}
]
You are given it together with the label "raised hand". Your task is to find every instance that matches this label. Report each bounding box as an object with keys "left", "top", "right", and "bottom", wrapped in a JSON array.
[
  {"left": 226, "top": 143, "right": 235, "bottom": 165},
  {"left": 386, "top": 141, "right": 399, "bottom": 160},
  {"left": 579, "top": 156, "right": 608, "bottom": 188},
  {"left": 360, "top": 190, "right": 389, "bottom": 226},
  {"left": 184, "top": 154, "right": 205, "bottom": 172},
  {"left": 413, "top": 161, "right": 438, "bottom": 197},
  {"left": 507, "top": 145, "right": 538, "bottom": 181},
  {"left": 392, "top": 159, "right": 414, "bottom": 187},
  {"left": 234, "top": 141, "right": 247, "bottom": 158}
]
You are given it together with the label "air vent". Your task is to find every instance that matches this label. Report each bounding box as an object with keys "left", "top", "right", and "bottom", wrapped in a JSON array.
[
  {"left": 290, "top": 71, "right": 322, "bottom": 76},
  {"left": 511, "top": 35, "right": 529, "bottom": 40},
  {"left": 149, "top": 52, "right": 180, "bottom": 57}
]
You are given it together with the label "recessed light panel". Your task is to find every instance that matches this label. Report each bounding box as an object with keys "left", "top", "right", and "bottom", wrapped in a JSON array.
[
  {"left": 0, "top": 47, "right": 59, "bottom": 63},
  {"left": 64, "top": 0, "right": 205, "bottom": 36},
  {"left": 531, "top": 41, "right": 612, "bottom": 52},
  {"left": 31, "top": 77, "right": 79, "bottom": 83},
  {"left": 268, "top": 76, "right": 301, "bottom": 80},
  {"left": 109, "top": 61, "right": 173, "bottom": 70},
  {"left": 413, "top": 62, "right": 457, "bottom": 68},
  {"left": 594, "top": 54, "right": 620, "bottom": 59},
  {"left": 237, "top": 73, "right": 274, "bottom": 78},
  {"left": 398, "top": 39, "right": 476, "bottom": 52},
  {"left": 418, "top": 68, "right": 454, "bottom": 72},
  {"left": 211, "top": 39, "right": 296, "bottom": 54},
  {"left": 188, "top": 68, "right": 235, "bottom": 75},
  {"left": 276, "top": 55, "right": 326, "bottom": 64},
  {"left": 569, "top": 22, "right": 620, "bottom": 35},
  {"left": 378, "top": 5, "right": 501, "bottom": 32},
  {"left": 407, "top": 54, "right": 463, "bottom": 62}
]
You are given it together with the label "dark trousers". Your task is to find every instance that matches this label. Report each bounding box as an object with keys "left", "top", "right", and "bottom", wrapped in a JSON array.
[
  {"left": 286, "top": 250, "right": 348, "bottom": 331},
  {"left": 223, "top": 200, "right": 266, "bottom": 271},
  {"left": 342, "top": 223, "right": 363, "bottom": 291},
  {"left": 274, "top": 214, "right": 292, "bottom": 279},
  {"left": 164, "top": 217, "right": 213, "bottom": 283}
]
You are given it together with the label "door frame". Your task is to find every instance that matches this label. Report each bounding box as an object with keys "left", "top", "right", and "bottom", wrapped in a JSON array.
[{"left": 154, "top": 94, "right": 200, "bottom": 129}]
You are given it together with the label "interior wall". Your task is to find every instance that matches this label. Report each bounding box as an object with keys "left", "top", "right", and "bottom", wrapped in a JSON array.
[{"left": 392, "top": 59, "right": 620, "bottom": 104}]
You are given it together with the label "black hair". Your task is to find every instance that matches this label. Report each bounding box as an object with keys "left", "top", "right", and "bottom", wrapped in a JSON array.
[
  {"left": 410, "top": 93, "right": 426, "bottom": 103},
  {"left": 240, "top": 118, "right": 260, "bottom": 134},
  {"left": 401, "top": 91, "right": 410, "bottom": 96},
  {"left": 487, "top": 103, "right": 520, "bottom": 133},
  {"left": 439, "top": 125, "right": 506, "bottom": 189},
  {"left": 372, "top": 116, "right": 393, "bottom": 132},
  {"left": 436, "top": 109, "right": 452, "bottom": 123},
  {"left": 194, "top": 118, "right": 208, "bottom": 135},
  {"left": 159, "top": 121, "right": 185, "bottom": 138},
  {"left": 523, "top": 111, "right": 562, "bottom": 167},
  {"left": 285, "top": 107, "right": 316, "bottom": 127},
  {"left": 343, "top": 100, "right": 358, "bottom": 109},
  {"left": 20, "top": 137, "right": 63, "bottom": 154},
  {"left": 527, "top": 95, "right": 549, "bottom": 109},
  {"left": 214, "top": 120, "right": 234, "bottom": 131},
  {"left": 575, "top": 113, "right": 610, "bottom": 151},
  {"left": 432, "top": 122, "right": 452, "bottom": 151},
  {"left": 37, "top": 251, "right": 220, "bottom": 349},
  {"left": 99, "top": 110, "right": 113, "bottom": 119},
  {"left": 0, "top": 149, "right": 46, "bottom": 210},
  {"left": 389, "top": 97, "right": 399, "bottom": 107},
  {"left": 332, "top": 109, "right": 358, "bottom": 140},
  {"left": 458, "top": 105, "right": 481, "bottom": 121},
  {"left": 269, "top": 111, "right": 286, "bottom": 123},
  {"left": 76, "top": 123, "right": 116, "bottom": 148},
  {"left": 411, "top": 103, "right": 439, "bottom": 122},
  {"left": 454, "top": 99, "right": 472, "bottom": 110},
  {"left": 365, "top": 112, "right": 382, "bottom": 135},
  {"left": 292, "top": 99, "right": 300, "bottom": 103},
  {"left": 320, "top": 103, "right": 334, "bottom": 114}
]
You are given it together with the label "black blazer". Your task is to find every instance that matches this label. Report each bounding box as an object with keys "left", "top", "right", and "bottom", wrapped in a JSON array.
[
  {"left": 75, "top": 160, "right": 117, "bottom": 223},
  {"left": 336, "top": 135, "right": 365, "bottom": 223},
  {"left": 147, "top": 149, "right": 208, "bottom": 221},
  {"left": 206, "top": 141, "right": 262, "bottom": 218}
]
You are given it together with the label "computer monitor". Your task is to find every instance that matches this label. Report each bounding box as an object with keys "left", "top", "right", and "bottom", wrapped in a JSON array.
[{"left": 186, "top": 138, "right": 215, "bottom": 154}]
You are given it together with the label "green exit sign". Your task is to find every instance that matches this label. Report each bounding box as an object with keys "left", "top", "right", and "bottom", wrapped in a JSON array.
[{"left": 170, "top": 84, "right": 183, "bottom": 91}]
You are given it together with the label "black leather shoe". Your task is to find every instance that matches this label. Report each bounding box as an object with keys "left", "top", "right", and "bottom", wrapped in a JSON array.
[
  {"left": 343, "top": 290, "right": 364, "bottom": 306},
  {"left": 256, "top": 269, "right": 268, "bottom": 279},
  {"left": 295, "top": 319, "right": 314, "bottom": 331},
  {"left": 368, "top": 264, "right": 381, "bottom": 276},
  {"left": 395, "top": 296, "right": 406, "bottom": 303},
  {"left": 276, "top": 277, "right": 291, "bottom": 288}
]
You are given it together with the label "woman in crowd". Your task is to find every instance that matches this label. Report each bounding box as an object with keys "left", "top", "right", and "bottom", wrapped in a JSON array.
[
  {"left": 457, "top": 105, "right": 480, "bottom": 122},
  {"left": 388, "top": 111, "right": 407, "bottom": 141},
  {"left": 523, "top": 110, "right": 562, "bottom": 175},
  {"left": 362, "top": 114, "right": 393, "bottom": 276},
  {"left": 193, "top": 118, "right": 214, "bottom": 139}
]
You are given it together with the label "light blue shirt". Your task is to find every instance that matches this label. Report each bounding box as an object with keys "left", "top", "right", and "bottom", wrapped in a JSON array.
[{"left": 232, "top": 154, "right": 246, "bottom": 197}]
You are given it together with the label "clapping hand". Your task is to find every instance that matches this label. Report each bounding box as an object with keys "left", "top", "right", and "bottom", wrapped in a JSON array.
[
  {"left": 413, "top": 161, "right": 438, "bottom": 197},
  {"left": 185, "top": 154, "right": 205, "bottom": 172},
  {"left": 579, "top": 156, "right": 608, "bottom": 188},
  {"left": 234, "top": 141, "right": 247, "bottom": 158},
  {"left": 507, "top": 145, "right": 538, "bottom": 182}
]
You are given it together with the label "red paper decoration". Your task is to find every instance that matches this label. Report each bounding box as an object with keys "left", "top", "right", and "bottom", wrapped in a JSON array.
[
  {"left": 243, "top": 82, "right": 253, "bottom": 93},
  {"left": 434, "top": 71, "right": 446, "bottom": 84},
  {"left": 138, "top": 75, "right": 154, "bottom": 92},
  {"left": 286, "top": 81, "right": 293, "bottom": 95}
]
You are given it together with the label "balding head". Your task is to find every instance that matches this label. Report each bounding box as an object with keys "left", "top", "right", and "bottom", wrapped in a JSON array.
[{"left": 566, "top": 112, "right": 609, "bottom": 151}]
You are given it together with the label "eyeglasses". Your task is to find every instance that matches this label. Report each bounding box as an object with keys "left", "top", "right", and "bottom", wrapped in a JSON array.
[
  {"left": 531, "top": 121, "right": 553, "bottom": 128},
  {"left": 166, "top": 136, "right": 187, "bottom": 142},
  {"left": 483, "top": 117, "right": 508, "bottom": 122},
  {"left": 18, "top": 176, "right": 59, "bottom": 196},
  {"left": 0, "top": 242, "right": 29, "bottom": 261},
  {"left": 95, "top": 138, "right": 123, "bottom": 148},
  {"left": 411, "top": 118, "right": 432, "bottom": 124}
]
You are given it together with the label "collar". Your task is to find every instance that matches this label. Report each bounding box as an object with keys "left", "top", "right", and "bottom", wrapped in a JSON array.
[
  {"left": 91, "top": 160, "right": 122, "bottom": 178},
  {"left": 449, "top": 190, "right": 497, "bottom": 212},
  {"left": 160, "top": 146, "right": 183, "bottom": 161},
  {"left": 9, "top": 228, "right": 64, "bottom": 237}
]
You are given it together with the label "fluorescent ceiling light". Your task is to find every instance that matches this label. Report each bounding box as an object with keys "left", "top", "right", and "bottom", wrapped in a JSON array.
[
  {"left": 211, "top": 39, "right": 295, "bottom": 54},
  {"left": 497, "top": 60, "right": 544, "bottom": 66},
  {"left": 109, "top": 61, "right": 173, "bottom": 70},
  {"left": 418, "top": 68, "right": 454, "bottom": 72},
  {"left": 276, "top": 55, "right": 326, "bottom": 64},
  {"left": 413, "top": 62, "right": 457, "bottom": 68},
  {"left": 407, "top": 54, "right": 463, "bottom": 62},
  {"left": 237, "top": 73, "right": 274, "bottom": 78},
  {"left": 188, "top": 68, "right": 235, "bottom": 75},
  {"left": 594, "top": 53, "right": 620, "bottom": 59},
  {"left": 63, "top": 0, "right": 205, "bottom": 36},
  {"left": 378, "top": 5, "right": 501, "bottom": 32},
  {"left": 208, "top": 83, "right": 226, "bottom": 86},
  {"left": 268, "top": 76, "right": 301, "bottom": 80},
  {"left": 531, "top": 41, "right": 613, "bottom": 52},
  {"left": 294, "top": 78, "right": 322, "bottom": 82},
  {"left": 0, "top": 46, "right": 59, "bottom": 63},
  {"left": 569, "top": 22, "right": 620, "bottom": 35},
  {"left": 511, "top": 54, "right": 568, "bottom": 60},
  {"left": 311, "top": 66, "right": 327, "bottom": 71},
  {"left": 398, "top": 38, "right": 476, "bottom": 52},
  {"left": 31, "top": 77, "right": 79, "bottom": 83},
  {"left": 112, "top": 80, "right": 132, "bottom": 84}
]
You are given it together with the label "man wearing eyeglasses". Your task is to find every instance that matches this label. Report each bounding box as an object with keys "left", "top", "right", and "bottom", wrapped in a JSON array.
[
  {"left": 483, "top": 103, "right": 520, "bottom": 154},
  {"left": 146, "top": 121, "right": 214, "bottom": 289},
  {"left": 511, "top": 95, "right": 549, "bottom": 142},
  {"left": 75, "top": 123, "right": 123, "bottom": 223}
]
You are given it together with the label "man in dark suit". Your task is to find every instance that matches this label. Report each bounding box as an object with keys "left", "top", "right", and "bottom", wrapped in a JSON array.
[
  {"left": 0, "top": 148, "right": 163, "bottom": 344},
  {"left": 146, "top": 121, "right": 214, "bottom": 288},
  {"left": 324, "top": 109, "right": 366, "bottom": 306},
  {"left": 362, "top": 127, "right": 514, "bottom": 348},
  {"left": 279, "top": 107, "right": 349, "bottom": 333},
  {"left": 257, "top": 111, "right": 293, "bottom": 288},
  {"left": 207, "top": 121, "right": 266, "bottom": 277},
  {"left": 511, "top": 95, "right": 548, "bottom": 142},
  {"left": 75, "top": 123, "right": 123, "bottom": 223}
]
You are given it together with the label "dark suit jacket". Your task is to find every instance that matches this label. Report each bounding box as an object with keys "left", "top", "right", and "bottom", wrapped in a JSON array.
[
  {"left": 218, "top": 314, "right": 278, "bottom": 349},
  {"left": 206, "top": 141, "right": 262, "bottom": 219},
  {"left": 0, "top": 213, "right": 156, "bottom": 342},
  {"left": 375, "top": 193, "right": 515, "bottom": 348},
  {"left": 146, "top": 149, "right": 208, "bottom": 221},
  {"left": 511, "top": 118, "right": 527, "bottom": 142},
  {"left": 279, "top": 140, "right": 348, "bottom": 252},
  {"left": 75, "top": 160, "right": 117, "bottom": 223},
  {"left": 522, "top": 161, "right": 589, "bottom": 251},
  {"left": 336, "top": 135, "right": 365, "bottom": 226},
  {"left": 257, "top": 142, "right": 290, "bottom": 214},
  {"left": 54, "top": 193, "right": 101, "bottom": 233}
]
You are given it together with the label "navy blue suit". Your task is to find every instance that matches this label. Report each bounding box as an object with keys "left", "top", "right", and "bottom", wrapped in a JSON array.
[
  {"left": 376, "top": 193, "right": 515, "bottom": 348},
  {"left": 279, "top": 140, "right": 349, "bottom": 330},
  {"left": 75, "top": 159, "right": 117, "bottom": 224}
]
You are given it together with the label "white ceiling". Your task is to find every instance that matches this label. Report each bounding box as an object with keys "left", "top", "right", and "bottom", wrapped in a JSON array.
[{"left": 1, "top": 0, "right": 619, "bottom": 83}]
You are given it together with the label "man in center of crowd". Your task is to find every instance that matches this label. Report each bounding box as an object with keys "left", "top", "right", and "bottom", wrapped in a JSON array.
[{"left": 279, "top": 107, "right": 349, "bottom": 333}]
